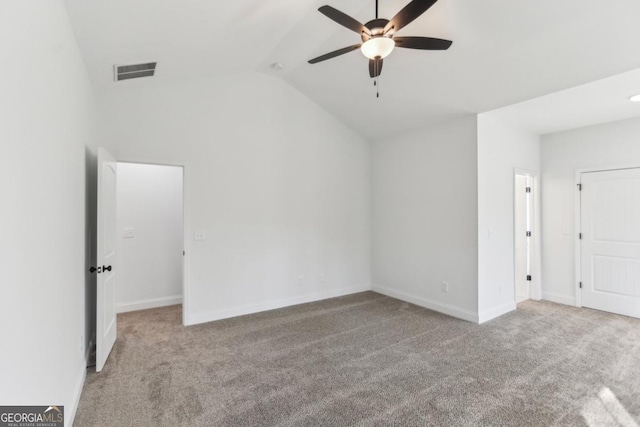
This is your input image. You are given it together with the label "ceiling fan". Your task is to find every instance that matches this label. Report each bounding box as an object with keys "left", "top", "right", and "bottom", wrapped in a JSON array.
[{"left": 308, "top": 0, "right": 452, "bottom": 93}]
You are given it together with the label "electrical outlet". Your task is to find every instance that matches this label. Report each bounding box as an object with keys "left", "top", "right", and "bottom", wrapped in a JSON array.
[
  {"left": 194, "top": 230, "right": 206, "bottom": 241},
  {"left": 298, "top": 276, "right": 304, "bottom": 286},
  {"left": 441, "top": 281, "right": 449, "bottom": 293}
]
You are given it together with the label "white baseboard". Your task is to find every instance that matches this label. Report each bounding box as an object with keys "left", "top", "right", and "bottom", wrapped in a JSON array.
[
  {"left": 478, "top": 301, "right": 517, "bottom": 324},
  {"left": 67, "top": 363, "right": 86, "bottom": 427},
  {"left": 117, "top": 295, "right": 182, "bottom": 314},
  {"left": 186, "top": 285, "right": 372, "bottom": 326},
  {"left": 542, "top": 291, "right": 576, "bottom": 307},
  {"left": 371, "top": 284, "right": 478, "bottom": 323}
]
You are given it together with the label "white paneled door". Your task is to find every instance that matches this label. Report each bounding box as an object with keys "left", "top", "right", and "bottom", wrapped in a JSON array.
[
  {"left": 581, "top": 168, "right": 640, "bottom": 319},
  {"left": 96, "top": 148, "right": 118, "bottom": 371}
]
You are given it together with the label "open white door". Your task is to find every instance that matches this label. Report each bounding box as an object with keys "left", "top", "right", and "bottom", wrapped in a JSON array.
[
  {"left": 515, "top": 175, "right": 531, "bottom": 302},
  {"left": 581, "top": 168, "right": 640, "bottom": 318},
  {"left": 96, "top": 148, "right": 118, "bottom": 372}
]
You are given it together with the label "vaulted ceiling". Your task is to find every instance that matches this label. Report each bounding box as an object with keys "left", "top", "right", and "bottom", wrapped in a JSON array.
[{"left": 64, "top": 0, "right": 640, "bottom": 139}]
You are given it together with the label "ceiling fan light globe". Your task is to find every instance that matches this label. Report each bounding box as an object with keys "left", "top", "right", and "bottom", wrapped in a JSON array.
[{"left": 361, "top": 37, "right": 395, "bottom": 60}]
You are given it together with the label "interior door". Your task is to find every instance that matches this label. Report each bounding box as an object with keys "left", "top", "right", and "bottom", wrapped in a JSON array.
[
  {"left": 96, "top": 148, "right": 118, "bottom": 371},
  {"left": 581, "top": 168, "right": 640, "bottom": 318},
  {"left": 515, "top": 175, "right": 530, "bottom": 302}
]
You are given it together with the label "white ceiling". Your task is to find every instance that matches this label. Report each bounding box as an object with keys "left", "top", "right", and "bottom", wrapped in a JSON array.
[
  {"left": 64, "top": 0, "right": 640, "bottom": 139},
  {"left": 483, "top": 68, "right": 640, "bottom": 136}
]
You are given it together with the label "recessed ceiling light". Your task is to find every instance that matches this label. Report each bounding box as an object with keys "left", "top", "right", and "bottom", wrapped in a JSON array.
[{"left": 630, "top": 94, "right": 640, "bottom": 102}]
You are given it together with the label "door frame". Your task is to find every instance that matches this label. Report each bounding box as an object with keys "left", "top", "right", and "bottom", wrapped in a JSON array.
[
  {"left": 513, "top": 168, "right": 542, "bottom": 302},
  {"left": 117, "top": 156, "right": 190, "bottom": 327},
  {"left": 574, "top": 163, "right": 640, "bottom": 308}
]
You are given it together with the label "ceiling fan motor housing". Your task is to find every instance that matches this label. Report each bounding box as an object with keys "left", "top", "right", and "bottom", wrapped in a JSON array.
[{"left": 362, "top": 19, "right": 391, "bottom": 41}]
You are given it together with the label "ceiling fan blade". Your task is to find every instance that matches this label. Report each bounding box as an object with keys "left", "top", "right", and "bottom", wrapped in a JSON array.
[
  {"left": 318, "top": 6, "right": 371, "bottom": 37},
  {"left": 384, "top": 0, "right": 438, "bottom": 34},
  {"left": 394, "top": 36, "right": 452, "bottom": 50},
  {"left": 369, "top": 58, "right": 383, "bottom": 78},
  {"left": 308, "top": 44, "right": 362, "bottom": 64}
]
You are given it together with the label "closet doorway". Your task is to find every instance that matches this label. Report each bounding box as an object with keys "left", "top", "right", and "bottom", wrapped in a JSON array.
[{"left": 116, "top": 162, "right": 185, "bottom": 314}]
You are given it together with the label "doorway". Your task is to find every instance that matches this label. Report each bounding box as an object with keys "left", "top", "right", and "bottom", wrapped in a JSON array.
[
  {"left": 514, "top": 171, "right": 538, "bottom": 303},
  {"left": 116, "top": 162, "right": 185, "bottom": 315},
  {"left": 95, "top": 149, "right": 188, "bottom": 372}
]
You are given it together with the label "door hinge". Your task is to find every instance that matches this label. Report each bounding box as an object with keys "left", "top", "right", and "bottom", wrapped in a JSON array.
[
  {"left": 526, "top": 187, "right": 531, "bottom": 193},
  {"left": 183, "top": 251, "right": 185, "bottom": 256},
  {"left": 578, "top": 184, "right": 582, "bottom": 191},
  {"left": 526, "top": 231, "right": 532, "bottom": 237},
  {"left": 579, "top": 282, "right": 583, "bottom": 289},
  {"left": 579, "top": 233, "right": 583, "bottom": 240},
  {"left": 527, "top": 275, "right": 532, "bottom": 281}
]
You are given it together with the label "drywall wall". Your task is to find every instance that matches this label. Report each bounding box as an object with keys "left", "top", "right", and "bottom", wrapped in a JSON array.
[
  {"left": 97, "top": 72, "right": 371, "bottom": 325},
  {"left": 541, "top": 116, "right": 640, "bottom": 306},
  {"left": 116, "top": 163, "right": 183, "bottom": 313},
  {"left": 371, "top": 116, "right": 479, "bottom": 322},
  {"left": 477, "top": 114, "right": 540, "bottom": 322},
  {"left": 0, "top": 1, "right": 95, "bottom": 425}
]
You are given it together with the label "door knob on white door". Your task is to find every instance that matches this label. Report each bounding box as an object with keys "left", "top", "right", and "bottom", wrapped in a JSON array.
[{"left": 89, "top": 265, "right": 112, "bottom": 274}]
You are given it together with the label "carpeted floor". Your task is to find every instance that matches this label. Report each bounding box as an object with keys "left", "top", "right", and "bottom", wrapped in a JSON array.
[{"left": 74, "top": 292, "right": 640, "bottom": 426}]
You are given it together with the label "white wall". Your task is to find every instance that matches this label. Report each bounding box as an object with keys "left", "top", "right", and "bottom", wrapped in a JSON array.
[
  {"left": 541, "top": 116, "right": 640, "bottom": 306},
  {"left": 116, "top": 163, "right": 183, "bottom": 313},
  {"left": 477, "top": 114, "right": 540, "bottom": 322},
  {"left": 0, "top": 1, "right": 95, "bottom": 425},
  {"left": 371, "top": 116, "right": 479, "bottom": 322},
  {"left": 97, "top": 72, "right": 371, "bottom": 325}
]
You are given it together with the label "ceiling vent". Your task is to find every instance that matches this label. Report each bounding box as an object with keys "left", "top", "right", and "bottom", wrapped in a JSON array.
[{"left": 114, "top": 62, "right": 157, "bottom": 82}]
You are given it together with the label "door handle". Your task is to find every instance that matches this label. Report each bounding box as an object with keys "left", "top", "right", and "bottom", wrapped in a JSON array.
[
  {"left": 89, "top": 266, "right": 112, "bottom": 274},
  {"left": 103, "top": 265, "right": 112, "bottom": 272}
]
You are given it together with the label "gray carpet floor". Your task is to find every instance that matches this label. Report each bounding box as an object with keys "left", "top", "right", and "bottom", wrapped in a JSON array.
[{"left": 74, "top": 292, "right": 640, "bottom": 426}]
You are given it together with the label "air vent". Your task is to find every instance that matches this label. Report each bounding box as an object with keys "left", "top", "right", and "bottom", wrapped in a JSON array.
[{"left": 114, "top": 62, "right": 157, "bottom": 82}]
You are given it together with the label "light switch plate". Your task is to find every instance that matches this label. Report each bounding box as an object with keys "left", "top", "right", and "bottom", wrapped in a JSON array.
[{"left": 194, "top": 230, "right": 206, "bottom": 241}]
